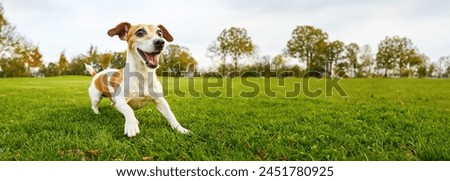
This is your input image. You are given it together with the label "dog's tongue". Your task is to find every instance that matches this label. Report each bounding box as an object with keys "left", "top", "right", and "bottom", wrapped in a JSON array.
[{"left": 144, "top": 53, "right": 157, "bottom": 66}]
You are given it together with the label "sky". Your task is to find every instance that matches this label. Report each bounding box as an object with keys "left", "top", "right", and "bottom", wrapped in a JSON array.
[{"left": 2, "top": 0, "right": 450, "bottom": 70}]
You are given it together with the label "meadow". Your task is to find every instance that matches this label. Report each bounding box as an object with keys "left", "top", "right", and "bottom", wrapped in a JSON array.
[{"left": 0, "top": 76, "right": 449, "bottom": 160}]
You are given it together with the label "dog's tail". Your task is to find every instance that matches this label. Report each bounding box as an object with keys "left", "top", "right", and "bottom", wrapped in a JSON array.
[{"left": 84, "top": 63, "right": 96, "bottom": 76}]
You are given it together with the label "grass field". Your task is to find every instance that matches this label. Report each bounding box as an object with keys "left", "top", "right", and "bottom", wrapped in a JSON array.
[{"left": 0, "top": 76, "right": 449, "bottom": 160}]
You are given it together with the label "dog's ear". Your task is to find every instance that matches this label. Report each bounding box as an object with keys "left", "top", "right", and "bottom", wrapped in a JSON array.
[
  {"left": 107, "top": 22, "right": 132, "bottom": 41},
  {"left": 157, "top": 24, "right": 173, "bottom": 42}
]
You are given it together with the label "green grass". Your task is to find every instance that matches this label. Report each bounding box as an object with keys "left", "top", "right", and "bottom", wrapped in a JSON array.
[{"left": 0, "top": 76, "right": 449, "bottom": 160}]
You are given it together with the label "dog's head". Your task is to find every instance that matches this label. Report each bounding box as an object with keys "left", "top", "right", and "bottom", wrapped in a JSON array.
[{"left": 107, "top": 22, "right": 173, "bottom": 69}]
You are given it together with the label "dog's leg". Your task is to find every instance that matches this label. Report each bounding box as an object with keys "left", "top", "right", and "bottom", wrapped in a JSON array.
[
  {"left": 114, "top": 98, "right": 140, "bottom": 137},
  {"left": 153, "top": 97, "right": 190, "bottom": 134},
  {"left": 88, "top": 86, "right": 102, "bottom": 114}
]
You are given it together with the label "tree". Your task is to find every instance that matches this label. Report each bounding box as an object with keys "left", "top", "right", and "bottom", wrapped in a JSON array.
[
  {"left": 208, "top": 27, "right": 255, "bottom": 73},
  {"left": 447, "top": 63, "right": 450, "bottom": 78},
  {"left": 345, "top": 43, "right": 360, "bottom": 77},
  {"left": 359, "top": 44, "right": 375, "bottom": 77},
  {"left": 0, "top": 58, "right": 27, "bottom": 77},
  {"left": 261, "top": 55, "right": 272, "bottom": 78},
  {"left": 66, "top": 55, "right": 89, "bottom": 75},
  {"left": 437, "top": 56, "right": 450, "bottom": 78},
  {"left": 286, "top": 25, "right": 328, "bottom": 75},
  {"left": 0, "top": 3, "right": 41, "bottom": 77},
  {"left": 417, "top": 64, "right": 427, "bottom": 78},
  {"left": 38, "top": 63, "right": 47, "bottom": 76},
  {"left": 161, "top": 44, "right": 185, "bottom": 71},
  {"left": 248, "top": 46, "right": 264, "bottom": 73},
  {"left": 45, "top": 62, "right": 59, "bottom": 76},
  {"left": 428, "top": 63, "right": 436, "bottom": 77},
  {"left": 206, "top": 41, "right": 226, "bottom": 75},
  {"left": 160, "top": 44, "right": 197, "bottom": 76},
  {"left": 290, "top": 65, "right": 303, "bottom": 77},
  {"left": 28, "top": 47, "right": 43, "bottom": 69},
  {"left": 0, "top": 3, "right": 17, "bottom": 59},
  {"left": 86, "top": 45, "right": 100, "bottom": 71},
  {"left": 99, "top": 53, "right": 113, "bottom": 70},
  {"left": 272, "top": 54, "right": 285, "bottom": 72},
  {"left": 216, "top": 63, "right": 234, "bottom": 77},
  {"left": 322, "top": 40, "right": 345, "bottom": 77},
  {"left": 325, "top": 40, "right": 345, "bottom": 64},
  {"left": 110, "top": 51, "right": 126, "bottom": 69},
  {"left": 376, "top": 36, "right": 423, "bottom": 77},
  {"left": 241, "top": 51, "right": 266, "bottom": 77},
  {"left": 12, "top": 42, "right": 32, "bottom": 76},
  {"left": 407, "top": 53, "right": 428, "bottom": 77},
  {"left": 58, "top": 50, "right": 69, "bottom": 75},
  {"left": 18, "top": 46, "right": 43, "bottom": 74},
  {"left": 335, "top": 61, "right": 350, "bottom": 77},
  {"left": 177, "top": 51, "right": 197, "bottom": 72}
]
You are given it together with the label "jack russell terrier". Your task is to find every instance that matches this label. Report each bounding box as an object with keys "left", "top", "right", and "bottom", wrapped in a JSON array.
[{"left": 84, "top": 22, "right": 189, "bottom": 137}]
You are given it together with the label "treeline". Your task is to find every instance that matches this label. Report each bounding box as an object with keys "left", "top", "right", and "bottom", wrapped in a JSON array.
[
  {"left": 207, "top": 26, "right": 450, "bottom": 78},
  {"left": 35, "top": 44, "right": 197, "bottom": 77},
  {"left": 39, "top": 46, "right": 127, "bottom": 77}
]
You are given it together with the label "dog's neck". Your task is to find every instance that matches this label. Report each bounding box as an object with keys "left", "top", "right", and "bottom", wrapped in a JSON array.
[{"left": 124, "top": 48, "right": 156, "bottom": 76}]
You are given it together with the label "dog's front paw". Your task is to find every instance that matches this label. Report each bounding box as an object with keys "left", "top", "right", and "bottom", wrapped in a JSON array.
[
  {"left": 175, "top": 126, "right": 190, "bottom": 134},
  {"left": 91, "top": 106, "right": 100, "bottom": 114},
  {"left": 124, "top": 121, "right": 140, "bottom": 137}
]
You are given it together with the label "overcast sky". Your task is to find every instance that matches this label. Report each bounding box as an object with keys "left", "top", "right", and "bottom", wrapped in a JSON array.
[{"left": 2, "top": 0, "right": 450, "bottom": 70}]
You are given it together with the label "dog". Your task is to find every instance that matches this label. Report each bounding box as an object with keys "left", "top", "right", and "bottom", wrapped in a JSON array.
[{"left": 84, "top": 22, "right": 189, "bottom": 137}]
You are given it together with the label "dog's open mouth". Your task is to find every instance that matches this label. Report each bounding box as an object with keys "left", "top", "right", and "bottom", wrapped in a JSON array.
[{"left": 137, "top": 48, "right": 160, "bottom": 69}]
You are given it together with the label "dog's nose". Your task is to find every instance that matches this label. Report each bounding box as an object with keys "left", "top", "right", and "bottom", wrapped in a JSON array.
[{"left": 154, "top": 39, "right": 165, "bottom": 49}]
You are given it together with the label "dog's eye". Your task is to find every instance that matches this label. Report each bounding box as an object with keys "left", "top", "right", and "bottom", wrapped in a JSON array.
[
  {"left": 135, "top": 29, "right": 146, "bottom": 37},
  {"left": 157, "top": 30, "right": 163, "bottom": 37}
]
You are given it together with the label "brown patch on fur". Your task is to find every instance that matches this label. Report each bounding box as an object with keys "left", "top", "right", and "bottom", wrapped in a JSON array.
[
  {"left": 107, "top": 22, "right": 131, "bottom": 40},
  {"left": 94, "top": 69, "right": 124, "bottom": 98},
  {"left": 126, "top": 25, "right": 142, "bottom": 50},
  {"left": 157, "top": 24, "right": 173, "bottom": 42}
]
